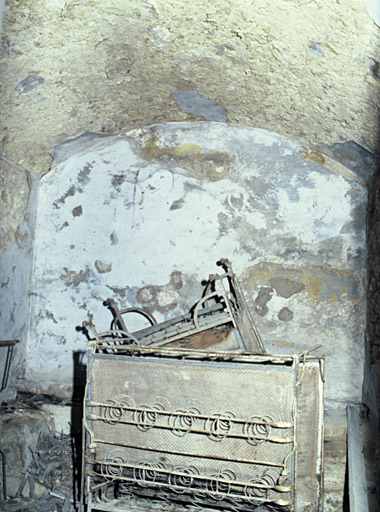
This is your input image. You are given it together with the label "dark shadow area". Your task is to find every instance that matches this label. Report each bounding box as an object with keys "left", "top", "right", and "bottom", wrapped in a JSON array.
[
  {"left": 71, "top": 351, "right": 86, "bottom": 510},
  {"left": 364, "top": 162, "right": 380, "bottom": 510},
  {"left": 343, "top": 453, "right": 349, "bottom": 512}
]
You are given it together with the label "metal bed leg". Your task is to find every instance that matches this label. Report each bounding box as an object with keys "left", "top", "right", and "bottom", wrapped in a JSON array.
[{"left": 0, "top": 449, "right": 6, "bottom": 501}]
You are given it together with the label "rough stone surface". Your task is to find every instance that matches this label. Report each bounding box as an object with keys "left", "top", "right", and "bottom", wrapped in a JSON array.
[
  {"left": 0, "top": 408, "right": 49, "bottom": 497},
  {"left": 0, "top": 171, "right": 37, "bottom": 401},
  {"left": 1, "top": 122, "right": 367, "bottom": 404},
  {"left": 366, "top": 0, "right": 380, "bottom": 27},
  {"left": 0, "top": 158, "right": 31, "bottom": 252},
  {"left": 0, "top": 0, "right": 4, "bottom": 31},
  {"left": 0, "top": 0, "right": 380, "bottom": 251}
]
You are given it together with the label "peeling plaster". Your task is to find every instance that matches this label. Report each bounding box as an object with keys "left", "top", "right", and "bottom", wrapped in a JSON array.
[
  {"left": 14, "top": 122, "right": 368, "bottom": 403},
  {"left": 243, "top": 261, "right": 365, "bottom": 400},
  {"left": 95, "top": 260, "right": 112, "bottom": 274}
]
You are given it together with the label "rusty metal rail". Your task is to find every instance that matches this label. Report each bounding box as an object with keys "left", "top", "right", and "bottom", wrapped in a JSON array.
[
  {"left": 100, "top": 259, "right": 265, "bottom": 353},
  {"left": 0, "top": 339, "right": 19, "bottom": 501},
  {"left": 0, "top": 340, "right": 19, "bottom": 392},
  {"left": 82, "top": 349, "right": 297, "bottom": 511}
]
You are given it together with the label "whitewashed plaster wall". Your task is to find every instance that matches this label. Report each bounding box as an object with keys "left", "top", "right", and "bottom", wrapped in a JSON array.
[{"left": 15, "top": 122, "right": 368, "bottom": 404}]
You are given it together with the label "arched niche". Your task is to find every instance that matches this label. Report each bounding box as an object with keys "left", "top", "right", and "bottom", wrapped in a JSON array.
[{"left": 0, "top": 122, "right": 371, "bottom": 404}]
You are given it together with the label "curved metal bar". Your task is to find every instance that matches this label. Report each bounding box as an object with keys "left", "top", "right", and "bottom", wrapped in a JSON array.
[
  {"left": 96, "top": 330, "right": 139, "bottom": 345},
  {"left": 104, "top": 298, "right": 157, "bottom": 336},
  {"left": 193, "top": 291, "right": 233, "bottom": 330},
  {"left": 117, "top": 307, "right": 157, "bottom": 328},
  {"left": 0, "top": 340, "right": 19, "bottom": 392}
]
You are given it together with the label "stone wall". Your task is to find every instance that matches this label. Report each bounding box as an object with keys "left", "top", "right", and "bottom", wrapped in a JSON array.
[
  {"left": 364, "top": 165, "right": 380, "bottom": 455},
  {"left": 0, "top": 170, "right": 37, "bottom": 401},
  {"left": 1, "top": 0, "right": 380, "bottom": 254}
]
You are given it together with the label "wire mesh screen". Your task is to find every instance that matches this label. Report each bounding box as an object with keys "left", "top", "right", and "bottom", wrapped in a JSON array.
[{"left": 82, "top": 347, "right": 325, "bottom": 512}]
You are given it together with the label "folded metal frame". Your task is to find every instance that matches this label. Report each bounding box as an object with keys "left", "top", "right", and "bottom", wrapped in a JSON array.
[{"left": 100, "top": 259, "right": 265, "bottom": 353}]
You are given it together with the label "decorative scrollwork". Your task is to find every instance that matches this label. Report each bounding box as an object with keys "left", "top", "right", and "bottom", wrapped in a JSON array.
[
  {"left": 131, "top": 397, "right": 170, "bottom": 432},
  {"left": 169, "top": 465, "right": 200, "bottom": 493},
  {"left": 100, "top": 460, "right": 123, "bottom": 479},
  {"left": 243, "top": 473, "right": 276, "bottom": 501},
  {"left": 169, "top": 407, "right": 201, "bottom": 437},
  {"left": 133, "top": 400, "right": 165, "bottom": 432},
  {"left": 133, "top": 462, "right": 165, "bottom": 487},
  {"left": 101, "top": 394, "right": 135, "bottom": 424},
  {"left": 243, "top": 415, "right": 274, "bottom": 445},
  {"left": 100, "top": 448, "right": 128, "bottom": 480},
  {"left": 101, "top": 399, "right": 122, "bottom": 424},
  {"left": 206, "top": 468, "right": 236, "bottom": 500},
  {"left": 205, "top": 410, "right": 236, "bottom": 442}
]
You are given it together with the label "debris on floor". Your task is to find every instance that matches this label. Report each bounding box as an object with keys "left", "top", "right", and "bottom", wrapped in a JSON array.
[{"left": 0, "top": 393, "right": 79, "bottom": 512}]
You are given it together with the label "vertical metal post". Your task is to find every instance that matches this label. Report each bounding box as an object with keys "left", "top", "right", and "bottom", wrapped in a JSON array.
[
  {"left": 1, "top": 345, "right": 14, "bottom": 392},
  {"left": 0, "top": 339, "right": 19, "bottom": 502}
]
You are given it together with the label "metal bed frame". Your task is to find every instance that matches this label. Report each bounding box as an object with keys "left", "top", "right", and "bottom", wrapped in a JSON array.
[
  {"left": 80, "top": 261, "right": 323, "bottom": 512},
  {"left": 99, "top": 259, "right": 265, "bottom": 353}
]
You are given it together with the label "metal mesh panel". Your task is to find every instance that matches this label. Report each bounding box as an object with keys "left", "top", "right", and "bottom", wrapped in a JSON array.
[{"left": 84, "top": 351, "right": 298, "bottom": 511}]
